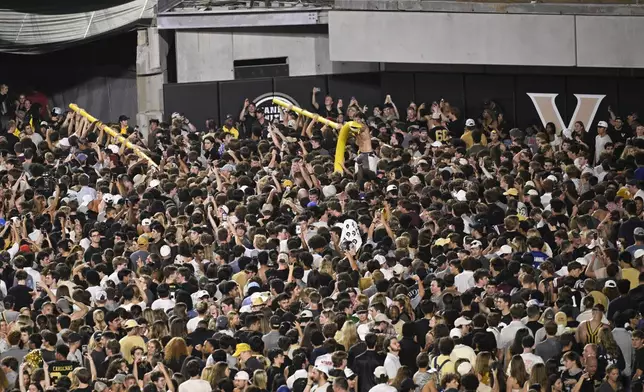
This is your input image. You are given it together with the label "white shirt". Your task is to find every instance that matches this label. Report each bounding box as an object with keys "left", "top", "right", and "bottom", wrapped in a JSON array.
[
  {"left": 77, "top": 185, "right": 97, "bottom": 204},
  {"left": 455, "top": 270, "right": 475, "bottom": 293},
  {"left": 186, "top": 316, "right": 204, "bottom": 333},
  {"left": 499, "top": 320, "right": 532, "bottom": 350},
  {"left": 151, "top": 298, "right": 175, "bottom": 312},
  {"left": 541, "top": 192, "right": 553, "bottom": 208},
  {"left": 105, "top": 270, "right": 121, "bottom": 287},
  {"left": 86, "top": 286, "right": 103, "bottom": 304},
  {"left": 450, "top": 344, "right": 477, "bottom": 366},
  {"left": 520, "top": 352, "right": 544, "bottom": 374},
  {"left": 178, "top": 379, "right": 212, "bottom": 392},
  {"left": 384, "top": 352, "right": 401, "bottom": 379},
  {"left": 119, "top": 301, "right": 146, "bottom": 311},
  {"left": 595, "top": 134, "right": 612, "bottom": 164},
  {"left": 576, "top": 310, "right": 609, "bottom": 324},
  {"left": 368, "top": 385, "right": 397, "bottom": 392},
  {"left": 311, "top": 382, "right": 331, "bottom": 392},
  {"left": 24, "top": 267, "right": 41, "bottom": 285}
]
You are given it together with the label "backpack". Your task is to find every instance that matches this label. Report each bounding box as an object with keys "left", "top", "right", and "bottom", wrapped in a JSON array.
[{"left": 432, "top": 356, "right": 452, "bottom": 378}]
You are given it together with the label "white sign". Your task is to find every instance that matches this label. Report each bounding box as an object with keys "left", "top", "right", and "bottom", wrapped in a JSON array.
[
  {"left": 340, "top": 219, "right": 362, "bottom": 251},
  {"left": 253, "top": 92, "right": 301, "bottom": 123},
  {"left": 527, "top": 93, "right": 605, "bottom": 132}
]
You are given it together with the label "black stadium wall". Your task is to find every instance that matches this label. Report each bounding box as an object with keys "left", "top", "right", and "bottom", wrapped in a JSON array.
[{"left": 163, "top": 71, "right": 644, "bottom": 134}]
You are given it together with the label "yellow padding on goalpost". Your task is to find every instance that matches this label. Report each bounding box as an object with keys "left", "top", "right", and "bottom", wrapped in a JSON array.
[{"left": 272, "top": 98, "right": 361, "bottom": 173}]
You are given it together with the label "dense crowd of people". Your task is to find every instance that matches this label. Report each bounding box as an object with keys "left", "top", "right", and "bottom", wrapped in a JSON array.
[{"left": 0, "top": 82, "right": 644, "bottom": 392}]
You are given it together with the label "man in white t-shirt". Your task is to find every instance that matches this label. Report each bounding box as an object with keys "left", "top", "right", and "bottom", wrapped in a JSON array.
[
  {"left": 511, "top": 335, "right": 543, "bottom": 375},
  {"left": 178, "top": 359, "right": 211, "bottom": 392},
  {"left": 595, "top": 121, "right": 612, "bottom": 165},
  {"left": 186, "top": 301, "right": 208, "bottom": 333},
  {"left": 151, "top": 283, "right": 175, "bottom": 312},
  {"left": 368, "top": 367, "right": 397, "bottom": 392}
]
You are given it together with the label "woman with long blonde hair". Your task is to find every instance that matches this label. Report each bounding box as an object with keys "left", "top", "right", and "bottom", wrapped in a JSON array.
[
  {"left": 149, "top": 320, "right": 169, "bottom": 340},
  {"left": 93, "top": 309, "right": 107, "bottom": 332},
  {"left": 529, "top": 363, "right": 548, "bottom": 392},
  {"left": 394, "top": 294, "right": 415, "bottom": 322},
  {"left": 204, "top": 362, "right": 229, "bottom": 390},
  {"left": 319, "top": 259, "right": 334, "bottom": 278},
  {"left": 390, "top": 366, "right": 412, "bottom": 390},
  {"left": 338, "top": 320, "right": 358, "bottom": 351},
  {"left": 152, "top": 308, "right": 168, "bottom": 324},
  {"left": 227, "top": 311, "right": 239, "bottom": 332},
  {"left": 146, "top": 339, "right": 163, "bottom": 363},
  {"left": 253, "top": 370, "right": 268, "bottom": 391},
  {"left": 163, "top": 337, "right": 189, "bottom": 373},
  {"left": 474, "top": 351, "right": 493, "bottom": 388},
  {"left": 142, "top": 308, "right": 155, "bottom": 326},
  {"left": 507, "top": 355, "right": 529, "bottom": 392},
  {"left": 598, "top": 327, "right": 625, "bottom": 370}
]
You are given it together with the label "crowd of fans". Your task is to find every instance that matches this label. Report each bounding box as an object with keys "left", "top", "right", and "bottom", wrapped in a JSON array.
[{"left": 0, "top": 82, "right": 643, "bottom": 392}]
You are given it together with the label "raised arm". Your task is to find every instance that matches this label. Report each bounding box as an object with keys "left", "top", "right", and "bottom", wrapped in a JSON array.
[
  {"left": 311, "top": 87, "right": 320, "bottom": 110},
  {"left": 38, "top": 280, "right": 57, "bottom": 303},
  {"left": 385, "top": 95, "right": 399, "bottom": 119},
  {"left": 240, "top": 98, "right": 250, "bottom": 121},
  {"left": 85, "top": 353, "right": 97, "bottom": 381},
  {"left": 19, "top": 363, "right": 27, "bottom": 392},
  {"left": 43, "top": 361, "right": 51, "bottom": 389},
  {"left": 68, "top": 295, "right": 89, "bottom": 321},
  {"left": 159, "top": 363, "right": 175, "bottom": 392}
]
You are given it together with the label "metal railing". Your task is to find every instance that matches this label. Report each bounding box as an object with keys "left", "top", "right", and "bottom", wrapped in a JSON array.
[{"left": 158, "top": 0, "right": 333, "bottom": 12}]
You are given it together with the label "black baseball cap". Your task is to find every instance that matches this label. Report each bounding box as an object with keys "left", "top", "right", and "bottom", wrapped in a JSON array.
[{"left": 270, "top": 316, "right": 281, "bottom": 329}]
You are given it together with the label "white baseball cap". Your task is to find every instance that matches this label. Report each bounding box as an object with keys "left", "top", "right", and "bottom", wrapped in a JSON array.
[
  {"left": 634, "top": 249, "right": 644, "bottom": 260},
  {"left": 597, "top": 121, "right": 609, "bottom": 128},
  {"left": 449, "top": 328, "right": 462, "bottom": 338},
  {"left": 465, "top": 118, "right": 475, "bottom": 127},
  {"left": 454, "top": 316, "right": 472, "bottom": 327},
  {"left": 234, "top": 371, "right": 250, "bottom": 381},
  {"left": 497, "top": 245, "right": 513, "bottom": 256},
  {"left": 374, "top": 366, "right": 388, "bottom": 379},
  {"left": 160, "top": 245, "right": 172, "bottom": 258},
  {"left": 357, "top": 324, "right": 370, "bottom": 341}
]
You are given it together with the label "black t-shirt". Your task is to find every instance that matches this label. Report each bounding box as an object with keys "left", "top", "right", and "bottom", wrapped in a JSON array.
[
  {"left": 84, "top": 245, "right": 102, "bottom": 263},
  {"left": 525, "top": 321, "right": 543, "bottom": 336},
  {"left": 242, "top": 114, "right": 257, "bottom": 137},
  {"left": 48, "top": 360, "right": 76, "bottom": 382},
  {"left": 71, "top": 386, "right": 93, "bottom": 392},
  {"left": 634, "top": 347, "right": 644, "bottom": 376},
  {"left": 266, "top": 268, "right": 289, "bottom": 282},
  {"left": 267, "top": 365, "right": 283, "bottom": 392},
  {"left": 315, "top": 105, "right": 339, "bottom": 119},
  {"left": 429, "top": 126, "right": 449, "bottom": 143},
  {"left": 415, "top": 318, "right": 431, "bottom": 348},
  {"left": 7, "top": 284, "right": 33, "bottom": 310}
]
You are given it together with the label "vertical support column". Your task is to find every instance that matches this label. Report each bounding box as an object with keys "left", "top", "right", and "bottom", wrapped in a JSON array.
[{"left": 136, "top": 27, "right": 168, "bottom": 144}]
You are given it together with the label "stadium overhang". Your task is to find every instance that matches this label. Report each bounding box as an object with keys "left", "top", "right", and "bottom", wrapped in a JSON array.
[{"left": 157, "top": 0, "right": 330, "bottom": 29}]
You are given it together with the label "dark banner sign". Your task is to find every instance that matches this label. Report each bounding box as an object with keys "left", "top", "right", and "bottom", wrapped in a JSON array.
[{"left": 164, "top": 71, "right": 644, "bottom": 133}]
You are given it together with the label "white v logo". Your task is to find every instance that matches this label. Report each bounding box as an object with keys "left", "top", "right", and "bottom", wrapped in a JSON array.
[{"left": 527, "top": 93, "right": 605, "bottom": 131}]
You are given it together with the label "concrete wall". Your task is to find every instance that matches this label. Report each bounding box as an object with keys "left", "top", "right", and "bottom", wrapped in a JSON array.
[
  {"left": 175, "top": 29, "right": 378, "bottom": 83},
  {"left": 328, "top": 11, "right": 644, "bottom": 68},
  {"left": 576, "top": 16, "right": 644, "bottom": 68}
]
